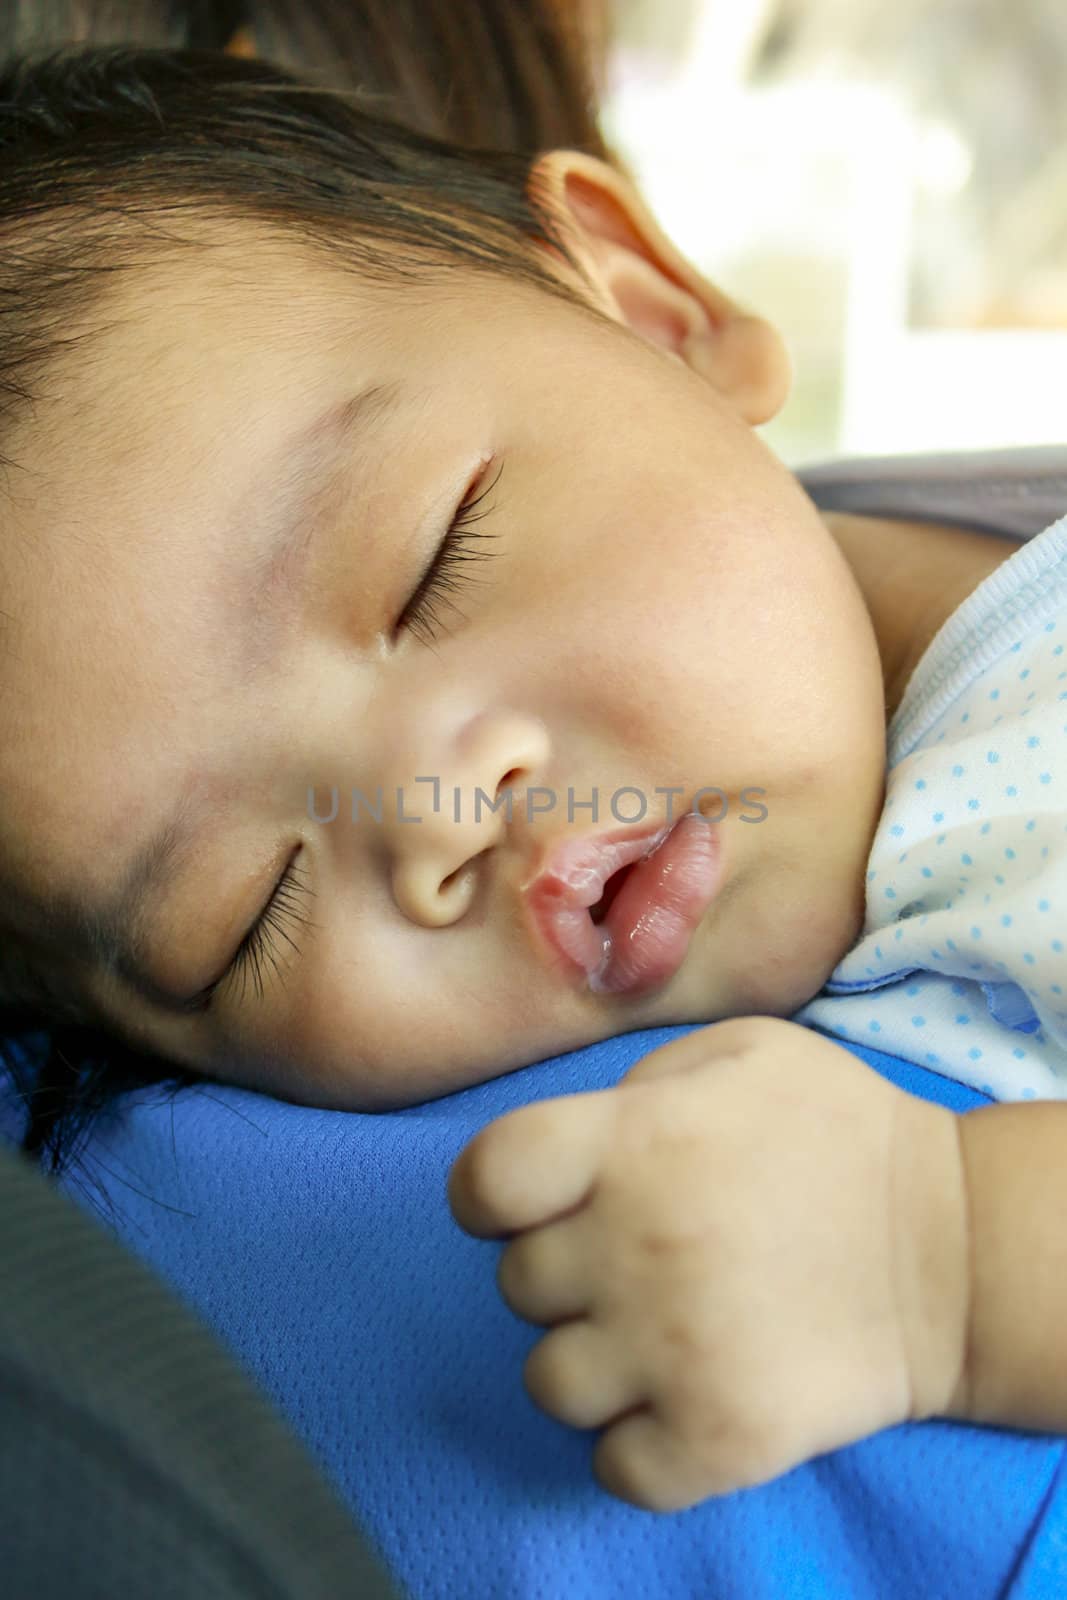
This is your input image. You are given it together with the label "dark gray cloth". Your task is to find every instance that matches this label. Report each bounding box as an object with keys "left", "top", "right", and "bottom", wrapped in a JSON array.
[
  {"left": 796, "top": 442, "right": 1067, "bottom": 539},
  {"left": 0, "top": 1140, "right": 406, "bottom": 1600}
]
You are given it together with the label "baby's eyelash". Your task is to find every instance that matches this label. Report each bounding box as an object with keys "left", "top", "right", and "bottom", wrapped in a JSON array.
[
  {"left": 212, "top": 854, "right": 317, "bottom": 1010},
  {"left": 195, "top": 464, "right": 504, "bottom": 1016},
  {"left": 400, "top": 458, "right": 504, "bottom": 650}
]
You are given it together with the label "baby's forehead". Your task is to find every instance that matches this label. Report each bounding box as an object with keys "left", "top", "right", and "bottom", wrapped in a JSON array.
[
  {"left": 6, "top": 232, "right": 356, "bottom": 462},
  {"left": 47, "top": 220, "right": 518, "bottom": 405},
  {"left": 99, "top": 226, "right": 377, "bottom": 352},
  {"left": 23, "top": 211, "right": 597, "bottom": 466}
]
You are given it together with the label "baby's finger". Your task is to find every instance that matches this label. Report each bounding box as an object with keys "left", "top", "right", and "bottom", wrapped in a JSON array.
[
  {"left": 592, "top": 1407, "right": 725, "bottom": 1514},
  {"left": 447, "top": 1089, "right": 618, "bottom": 1238},
  {"left": 496, "top": 1207, "right": 596, "bottom": 1325},
  {"left": 522, "top": 1318, "right": 646, "bottom": 1432}
]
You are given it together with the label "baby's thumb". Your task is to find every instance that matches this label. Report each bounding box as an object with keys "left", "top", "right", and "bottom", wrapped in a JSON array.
[{"left": 619, "top": 1015, "right": 781, "bottom": 1086}]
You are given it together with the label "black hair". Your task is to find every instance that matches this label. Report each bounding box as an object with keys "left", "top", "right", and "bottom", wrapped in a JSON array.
[
  {"left": 0, "top": 0, "right": 619, "bottom": 164},
  {"left": 0, "top": 29, "right": 616, "bottom": 1192}
]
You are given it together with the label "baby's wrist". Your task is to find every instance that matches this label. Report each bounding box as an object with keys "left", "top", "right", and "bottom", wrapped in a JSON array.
[
  {"left": 934, "top": 1100, "right": 1067, "bottom": 1435},
  {"left": 890, "top": 1093, "right": 972, "bottom": 1424}
]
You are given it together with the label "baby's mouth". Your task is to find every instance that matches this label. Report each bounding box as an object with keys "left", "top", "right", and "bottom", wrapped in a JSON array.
[
  {"left": 522, "top": 811, "right": 725, "bottom": 997},
  {"left": 589, "top": 863, "right": 634, "bottom": 924}
]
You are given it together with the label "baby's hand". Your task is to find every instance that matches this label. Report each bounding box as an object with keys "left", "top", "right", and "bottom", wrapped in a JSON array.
[{"left": 448, "top": 1016, "right": 968, "bottom": 1512}]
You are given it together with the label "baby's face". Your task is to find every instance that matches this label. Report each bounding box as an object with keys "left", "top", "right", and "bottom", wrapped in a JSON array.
[{"left": 1, "top": 221, "right": 887, "bottom": 1109}]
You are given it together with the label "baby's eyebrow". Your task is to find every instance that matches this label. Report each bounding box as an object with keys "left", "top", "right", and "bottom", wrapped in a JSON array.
[
  {"left": 65, "top": 772, "right": 233, "bottom": 1011},
  {"left": 66, "top": 379, "right": 408, "bottom": 1006},
  {"left": 230, "top": 378, "right": 408, "bottom": 687}
]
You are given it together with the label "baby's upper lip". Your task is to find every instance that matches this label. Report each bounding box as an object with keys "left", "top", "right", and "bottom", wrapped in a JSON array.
[{"left": 520, "top": 818, "right": 674, "bottom": 913}]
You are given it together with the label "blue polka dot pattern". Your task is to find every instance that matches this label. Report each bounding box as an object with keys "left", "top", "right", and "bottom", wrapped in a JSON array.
[{"left": 794, "top": 512, "right": 1067, "bottom": 1103}]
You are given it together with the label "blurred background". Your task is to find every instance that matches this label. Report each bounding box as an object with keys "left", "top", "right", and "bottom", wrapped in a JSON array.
[{"left": 587, "top": 0, "right": 1067, "bottom": 468}]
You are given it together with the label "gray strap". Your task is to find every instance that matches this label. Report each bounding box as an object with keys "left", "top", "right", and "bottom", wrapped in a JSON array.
[
  {"left": 796, "top": 444, "right": 1067, "bottom": 539},
  {"left": 0, "top": 1141, "right": 407, "bottom": 1600}
]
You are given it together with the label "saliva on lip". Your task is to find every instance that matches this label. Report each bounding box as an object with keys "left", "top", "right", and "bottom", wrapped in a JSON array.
[{"left": 588, "top": 927, "right": 616, "bottom": 991}]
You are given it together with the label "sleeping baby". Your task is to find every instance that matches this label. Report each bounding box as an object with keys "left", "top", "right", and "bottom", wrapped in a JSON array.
[{"left": 2, "top": 46, "right": 1066, "bottom": 1513}]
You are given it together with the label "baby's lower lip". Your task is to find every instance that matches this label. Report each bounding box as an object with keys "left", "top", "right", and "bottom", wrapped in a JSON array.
[{"left": 525, "top": 812, "right": 724, "bottom": 997}]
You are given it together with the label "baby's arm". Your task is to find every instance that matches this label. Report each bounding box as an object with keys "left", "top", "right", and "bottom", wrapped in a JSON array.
[{"left": 942, "top": 1101, "right": 1067, "bottom": 1433}]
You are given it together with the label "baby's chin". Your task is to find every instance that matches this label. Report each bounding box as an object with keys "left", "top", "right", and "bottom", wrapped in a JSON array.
[
  {"left": 670, "top": 872, "right": 866, "bottom": 1026},
  {"left": 736, "top": 908, "right": 866, "bottom": 1020}
]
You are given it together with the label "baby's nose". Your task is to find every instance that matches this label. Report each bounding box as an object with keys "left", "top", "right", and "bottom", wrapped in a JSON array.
[{"left": 390, "top": 843, "right": 488, "bottom": 929}]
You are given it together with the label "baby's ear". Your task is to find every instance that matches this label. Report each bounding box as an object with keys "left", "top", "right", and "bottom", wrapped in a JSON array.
[
  {"left": 526, "top": 148, "right": 793, "bottom": 427},
  {"left": 678, "top": 310, "right": 794, "bottom": 427}
]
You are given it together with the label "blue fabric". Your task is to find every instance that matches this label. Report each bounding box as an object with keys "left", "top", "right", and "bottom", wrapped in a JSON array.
[{"left": 3, "top": 1023, "right": 1067, "bottom": 1598}]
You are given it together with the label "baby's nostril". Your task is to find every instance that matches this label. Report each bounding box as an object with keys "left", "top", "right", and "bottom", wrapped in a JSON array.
[
  {"left": 441, "top": 848, "right": 491, "bottom": 898},
  {"left": 441, "top": 863, "right": 472, "bottom": 896}
]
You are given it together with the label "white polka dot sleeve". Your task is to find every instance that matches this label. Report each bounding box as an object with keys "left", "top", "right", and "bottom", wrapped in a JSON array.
[{"left": 794, "top": 511, "right": 1067, "bottom": 1102}]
